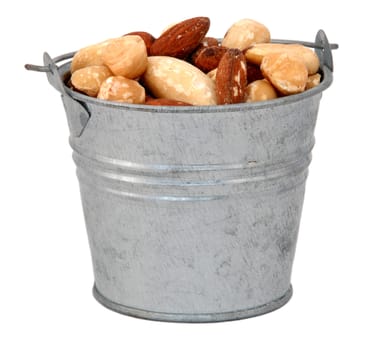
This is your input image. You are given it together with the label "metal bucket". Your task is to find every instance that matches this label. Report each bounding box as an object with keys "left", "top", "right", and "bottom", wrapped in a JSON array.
[{"left": 27, "top": 30, "right": 336, "bottom": 322}]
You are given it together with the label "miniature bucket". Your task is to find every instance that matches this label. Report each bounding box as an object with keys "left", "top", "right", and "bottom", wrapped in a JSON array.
[{"left": 26, "top": 30, "right": 336, "bottom": 322}]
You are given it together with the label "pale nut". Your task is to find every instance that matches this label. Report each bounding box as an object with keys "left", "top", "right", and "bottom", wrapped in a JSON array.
[
  {"left": 306, "top": 73, "right": 321, "bottom": 90},
  {"left": 124, "top": 31, "right": 155, "bottom": 55},
  {"left": 245, "top": 43, "right": 320, "bottom": 75},
  {"left": 71, "top": 65, "right": 112, "bottom": 97},
  {"left": 143, "top": 56, "right": 217, "bottom": 105},
  {"left": 97, "top": 76, "right": 145, "bottom": 104},
  {"left": 70, "top": 39, "right": 113, "bottom": 73},
  {"left": 102, "top": 35, "right": 147, "bottom": 79},
  {"left": 207, "top": 68, "right": 217, "bottom": 82},
  {"left": 221, "top": 18, "right": 270, "bottom": 51},
  {"left": 244, "top": 79, "right": 277, "bottom": 102},
  {"left": 261, "top": 52, "right": 308, "bottom": 95}
]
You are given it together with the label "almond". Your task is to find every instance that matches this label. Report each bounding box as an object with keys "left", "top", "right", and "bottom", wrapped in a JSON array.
[
  {"left": 145, "top": 98, "right": 192, "bottom": 106},
  {"left": 190, "top": 37, "right": 220, "bottom": 61},
  {"left": 191, "top": 46, "right": 228, "bottom": 73},
  {"left": 143, "top": 56, "right": 217, "bottom": 105},
  {"left": 149, "top": 17, "right": 210, "bottom": 59},
  {"left": 246, "top": 62, "right": 264, "bottom": 83},
  {"left": 200, "top": 37, "right": 220, "bottom": 48},
  {"left": 216, "top": 48, "right": 247, "bottom": 104}
]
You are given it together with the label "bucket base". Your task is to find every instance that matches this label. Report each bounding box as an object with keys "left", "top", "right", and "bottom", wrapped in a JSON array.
[{"left": 92, "top": 284, "right": 293, "bottom": 323}]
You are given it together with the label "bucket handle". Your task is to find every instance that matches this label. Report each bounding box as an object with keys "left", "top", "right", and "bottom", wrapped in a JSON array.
[
  {"left": 25, "top": 52, "right": 90, "bottom": 138},
  {"left": 315, "top": 30, "right": 337, "bottom": 72}
]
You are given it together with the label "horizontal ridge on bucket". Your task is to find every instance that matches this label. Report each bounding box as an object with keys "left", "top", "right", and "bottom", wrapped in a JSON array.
[{"left": 72, "top": 147, "right": 311, "bottom": 201}]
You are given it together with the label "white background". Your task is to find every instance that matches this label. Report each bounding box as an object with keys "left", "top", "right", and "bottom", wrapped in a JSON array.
[{"left": 2, "top": 1, "right": 365, "bottom": 349}]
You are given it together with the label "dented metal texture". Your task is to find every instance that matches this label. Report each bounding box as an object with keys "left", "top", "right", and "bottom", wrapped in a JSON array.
[{"left": 29, "top": 30, "right": 335, "bottom": 322}]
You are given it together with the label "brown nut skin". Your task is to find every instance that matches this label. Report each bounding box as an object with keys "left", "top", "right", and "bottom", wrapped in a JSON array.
[
  {"left": 71, "top": 65, "right": 112, "bottom": 97},
  {"left": 244, "top": 79, "right": 277, "bottom": 102},
  {"left": 124, "top": 31, "right": 155, "bottom": 55},
  {"left": 200, "top": 37, "right": 219, "bottom": 48},
  {"left": 149, "top": 17, "right": 210, "bottom": 59},
  {"left": 260, "top": 52, "right": 308, "bottom": 95},
  {"left": 102, "top": 35, "right": 147, "bottom": 79},
  {"left": 145, "top": 98, "right": 192, "bottom": 106},
  {"left": 245, "top": 43, "right": 320, "bottom": 75},
  {"left": 246, "top": 62, "right": 264, "bottom": 83},
  {"left": 190, "top": 37, "right": 220, "bottom": 61},
  {"left": 216, "top": 48, "right": 247, "bottom": 104},
  {"left": 191, "top": 46, "right": 228, "bottom": 73},
  {"left": 222, "top": 18, "right": 270, "bottom": 50},
  {"left": 97, "top": 76, "right": 145, "bottom": 104}
]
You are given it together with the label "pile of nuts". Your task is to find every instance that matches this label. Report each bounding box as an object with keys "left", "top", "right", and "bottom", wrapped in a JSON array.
[{"left": 69, "top": 17, "right": 321, "bottom": 106}]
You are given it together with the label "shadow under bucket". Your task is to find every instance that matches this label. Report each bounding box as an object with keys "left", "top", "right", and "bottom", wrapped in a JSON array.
[{"left": 27, "top": 30, "right": 336, "bottom": 322}]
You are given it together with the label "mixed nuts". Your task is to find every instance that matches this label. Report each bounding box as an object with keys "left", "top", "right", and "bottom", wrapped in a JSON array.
[{"left": 68, "top": 17, "right": 321, "bottom": 106}]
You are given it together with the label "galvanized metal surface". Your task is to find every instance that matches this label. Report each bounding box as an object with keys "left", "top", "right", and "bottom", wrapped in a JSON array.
[
  {"left": 27, "top": 31, "right": 335, "bottom": 322},
  {"left": 68, "top": 89, "right": 320, "bottom": 321},
  {"left": 92, "top": 284, "right": 293, "bottom": 322}
]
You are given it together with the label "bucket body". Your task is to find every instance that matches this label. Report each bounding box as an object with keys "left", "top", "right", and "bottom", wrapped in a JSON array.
[
  {"left": 60, "top": 61, "right": 330, "bottom": 321},
  {"left": 38, "top": 38, "right": 333, "bottom": 321}
]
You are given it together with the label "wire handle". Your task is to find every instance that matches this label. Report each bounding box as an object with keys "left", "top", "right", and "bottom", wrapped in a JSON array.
[
  {"left": 26, "top": 51, "right": 90, "bottom": 138},
  {"left": 25, "top": 51, "right": 76, "bottom": 74}
]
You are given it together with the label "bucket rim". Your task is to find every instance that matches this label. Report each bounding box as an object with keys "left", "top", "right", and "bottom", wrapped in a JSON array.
[{"left": 61, "top": 63, "right": 333, "bottom": 113}]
